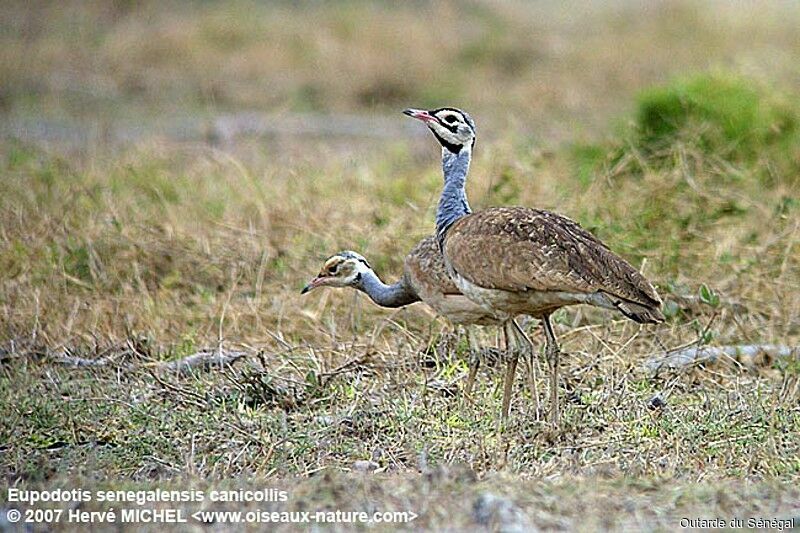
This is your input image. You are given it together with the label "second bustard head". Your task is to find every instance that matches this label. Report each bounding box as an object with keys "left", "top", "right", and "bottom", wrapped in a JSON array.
[{"left": 405, "top": 106, "right": 664, "bottom": 426}]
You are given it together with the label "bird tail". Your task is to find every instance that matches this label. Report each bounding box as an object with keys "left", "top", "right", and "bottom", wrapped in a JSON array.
[{"left": 613, "top": 299, "right": 665, "bottom": 324}]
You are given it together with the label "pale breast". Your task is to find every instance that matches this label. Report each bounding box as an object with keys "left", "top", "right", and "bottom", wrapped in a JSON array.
[{"left": 431, "top": 294, "right": 502, "bottom": 325}]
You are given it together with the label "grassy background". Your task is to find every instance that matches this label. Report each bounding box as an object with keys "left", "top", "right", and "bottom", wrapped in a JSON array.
[{"left": 1, "top": 0, "right": 800, "bottom": 530}]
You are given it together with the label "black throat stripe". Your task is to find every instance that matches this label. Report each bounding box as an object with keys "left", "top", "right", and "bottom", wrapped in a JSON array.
[{"left": 432, "top": 129, "right": 463, "bottom": 154}]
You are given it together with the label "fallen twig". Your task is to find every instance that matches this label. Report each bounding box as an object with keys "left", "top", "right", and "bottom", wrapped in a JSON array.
[
  {"left": 318, "top": 354, "right": 372, "bottom": 384},
  {"left": 148, "top": 370, "right": 208, "bottom": 408},
  {"left": 49, "top": 345, "right": 247, "bottom": 375},
  {"left": 157, "top": 349, "right": 248, "bottom": 375},
  {"left": 53, "top": 354, "right": 110, "bottom": 367},
  {"left": 645, "top": 344, "right": 799, "bottom": 374},
  {"left": 50, "top": 349, "right": 132, "bottom": 369}
]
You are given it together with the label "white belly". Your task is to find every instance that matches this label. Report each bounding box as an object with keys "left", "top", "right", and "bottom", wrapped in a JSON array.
[
  {"left": 451, "top": 270, "right": 603, "bottom": 319},
  {"left": 425, "top": 294, "right": 502, "bottom": 325}
]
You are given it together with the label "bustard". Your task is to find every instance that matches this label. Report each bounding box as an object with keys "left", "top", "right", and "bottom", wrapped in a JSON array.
[
  {"left": 301, "top": 236, "right": 520, "bottom": 404},
  {"left": 404, "top": 106, "right": 664, "bottom": 425}
]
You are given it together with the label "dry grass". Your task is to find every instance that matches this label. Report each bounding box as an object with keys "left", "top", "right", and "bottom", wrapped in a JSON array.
[{"left": 2, "top": 1, "right": 800, "bottom": 530}]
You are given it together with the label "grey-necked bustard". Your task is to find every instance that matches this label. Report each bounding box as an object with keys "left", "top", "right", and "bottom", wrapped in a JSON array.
[
  {"left": 301, "top": 236, "right": 517, "bottom": 402},
  {"left": 404, "top": 106, "right": 664, "bottom": 425}
]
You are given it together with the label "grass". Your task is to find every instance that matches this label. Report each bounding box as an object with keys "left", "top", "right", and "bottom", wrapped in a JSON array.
[
  {"left": 632, "top": 72, "right": 800, "bottom": 186},
  {"left": 2, "top": 1, "right": 800, "bottom": 530}
]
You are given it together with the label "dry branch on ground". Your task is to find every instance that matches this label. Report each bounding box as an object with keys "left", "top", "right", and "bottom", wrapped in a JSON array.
[
  {"left": 48, "top": 346, "right": 248, "bottom": 374},
  {"left": 645, "top": 344, "right": 799, "bottom": 373}
]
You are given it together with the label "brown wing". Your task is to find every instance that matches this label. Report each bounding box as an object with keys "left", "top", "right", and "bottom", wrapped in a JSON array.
[
  {"left": 444, "top": 207, "right": 662, "bottom": 308},
  {"left": 403, "top": 235, "right": 462, "bottom": 298}
]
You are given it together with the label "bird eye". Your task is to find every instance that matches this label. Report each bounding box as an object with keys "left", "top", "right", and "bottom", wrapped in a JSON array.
[
  {"left": 443, "top": 115, "right": 457, "bottom": 124},
  {"left": 329, "top": 263, "right": 339, "bottom": 274}
]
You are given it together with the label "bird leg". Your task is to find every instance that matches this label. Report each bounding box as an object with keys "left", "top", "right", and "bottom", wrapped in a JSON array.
[
  {"left": 542, "top": 315, "right": 561, "bottom": 427},
  {"left": 463, "top": 327, "right": 480, "bottom": 399},
  {"left": 500, "top": 321, "right": 519, "bottom": 421},
  {"left": 512, "top": 319, "right": 540, "bottom": 421}
]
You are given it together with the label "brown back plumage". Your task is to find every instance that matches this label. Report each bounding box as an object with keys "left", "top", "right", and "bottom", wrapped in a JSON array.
[{"left": 444, "top": 207, "right": 664, "bottom": 322}]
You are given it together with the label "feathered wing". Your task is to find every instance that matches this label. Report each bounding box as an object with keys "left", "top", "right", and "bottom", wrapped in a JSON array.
[{"left": 444, "top": 207, "right": 664, "bottom": 323}]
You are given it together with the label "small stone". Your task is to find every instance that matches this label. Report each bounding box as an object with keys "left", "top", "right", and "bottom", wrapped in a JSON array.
[
  {"left": 315, "top": 415, "right": 336, "bottom": 425},
  {"left": 472, "top": 492, "right": 534, "bottom": 532},
  {"left": 647, "top": 393, "right": 667, "bottom": 410},
  {"left": 353, "top": 460, "right": 379, "bottom": 473}
]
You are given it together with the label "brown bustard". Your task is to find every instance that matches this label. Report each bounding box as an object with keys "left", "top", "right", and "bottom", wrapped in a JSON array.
[{"left": 404, "top": 106, "right": 664, "bottom": 425}]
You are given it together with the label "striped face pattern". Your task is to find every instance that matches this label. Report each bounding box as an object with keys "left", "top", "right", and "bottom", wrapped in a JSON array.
[
  {"left": 403, "top": 107, "right": 476, "bottom": 153},
  {"left": 301, "top": 252, "right": 370, "bottom": 292}
]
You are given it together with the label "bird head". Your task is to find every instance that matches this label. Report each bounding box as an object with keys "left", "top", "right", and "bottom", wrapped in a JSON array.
[
  {"left": 403, "top": 107, "right": 476, "bottom": 154},
  {"left": 301, "top": 251, "right": 372, "bottom": 294}
]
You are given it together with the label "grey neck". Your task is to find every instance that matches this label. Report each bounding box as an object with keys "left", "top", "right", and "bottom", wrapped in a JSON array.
[
  {"left": 435, "top": 146, "right": 472, "bottom": 248},
  {"left": 356, "top": 270, "right": 419, "bottom": 308}
]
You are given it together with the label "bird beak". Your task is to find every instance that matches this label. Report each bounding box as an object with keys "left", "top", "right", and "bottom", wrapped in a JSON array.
[
  {"left": 300, "top": 276, "right": 325, "bottom": 294},
  {"left": 403, "top": 108, "right": 437, "bottom": 124}
]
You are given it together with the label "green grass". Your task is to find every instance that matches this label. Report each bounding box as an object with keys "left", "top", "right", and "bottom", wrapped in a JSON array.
[
  {"left": 633, "top": 72, "right": 800, "bottom": 184},
  {"left": 636, "top": 73, "right": 795, "bottom": 151},
  {"left": 564, "top": 72, "right": 800, "bottom": 275}
]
